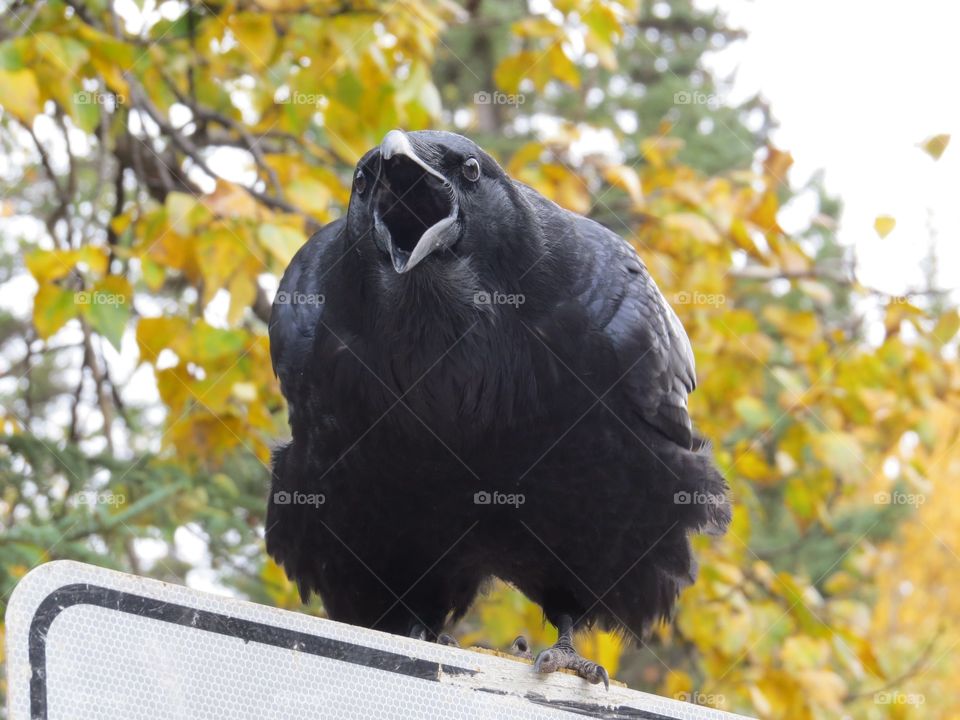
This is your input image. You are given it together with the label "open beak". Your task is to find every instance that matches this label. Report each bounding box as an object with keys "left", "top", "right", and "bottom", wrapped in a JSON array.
[{"left": 373, "top": 130, "right": 459, "bottom": 273}]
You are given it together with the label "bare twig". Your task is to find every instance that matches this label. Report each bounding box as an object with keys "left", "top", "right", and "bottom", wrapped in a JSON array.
[
  {"left": 159, "top": 71, "right": 286, "bottom": 200},
  {"left": 729, "top": 266, "right": 853, "bottom": 284},
  {"left": 80, "top": 319, "right": 115, "bottom": 455},
  {"left": 68, "top": 359, "right": 86, "bottom": 444},
  {"left": 25, "top": 123, "right": 73, "bottom": 249},
  {"left": 126, "top": 77, "right": 312, "bottom": 222},
  {"left": 2, "top": 0, "right": 44, "bottom": 39}
]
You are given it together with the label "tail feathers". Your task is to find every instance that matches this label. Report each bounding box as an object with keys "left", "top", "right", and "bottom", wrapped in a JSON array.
[{"left": 266, "top": 442, "right": 317, "bottom": 603}]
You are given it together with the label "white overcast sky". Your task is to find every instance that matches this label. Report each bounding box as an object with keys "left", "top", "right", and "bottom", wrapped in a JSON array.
[{"left": 700, "top": 0, "right": 960, "bottom": 296}]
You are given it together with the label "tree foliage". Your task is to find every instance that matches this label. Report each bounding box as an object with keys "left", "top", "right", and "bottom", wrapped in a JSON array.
[{"left": 0, "top": 1, "right": 957, "bottom": 718}]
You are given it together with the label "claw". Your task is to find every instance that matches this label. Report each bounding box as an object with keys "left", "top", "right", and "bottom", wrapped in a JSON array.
[
  {"left": 510, "top": 635, "right": 533, "bottom": 660},
  {"left": 438, "top": 633, "right": 459, "bottom": 647},
  {"left": 408, "top": 623, "right": 428, "bottom": 641},
  {"left": 588, "top": 663, "right": 610, "bottom": 691}
]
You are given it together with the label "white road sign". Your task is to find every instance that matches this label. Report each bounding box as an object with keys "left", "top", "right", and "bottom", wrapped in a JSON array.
[{"left": 5, "top": 561, "right": 750, "bottom": 720}]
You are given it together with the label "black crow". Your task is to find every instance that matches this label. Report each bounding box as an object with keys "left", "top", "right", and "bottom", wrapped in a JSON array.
[{"left": 266, "top": 129, "right": 730, "bottom": 688}]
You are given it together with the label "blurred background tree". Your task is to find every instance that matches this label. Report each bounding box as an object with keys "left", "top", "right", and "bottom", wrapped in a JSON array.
[{"left": 0, "top": 1, "right": 957, "bottom": 718}]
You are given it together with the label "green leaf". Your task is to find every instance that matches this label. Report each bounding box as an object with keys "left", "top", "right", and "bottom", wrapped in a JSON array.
[
  {"left": 287, "top": 179, "right": 332, "bottom": 216},
  {"left": 933, "top": 310, "right": 960, "bottom": 345},
  {"left": 187, "top": 323, "right": 248, "bottom": 364},
  {"left": 813, "top": 432, "right": 866, "bottom": 483},
  {"left": 84, "top": 277, "right": 132, "bottom": 350},
  {"left": 734, "top": 397, "right": 773, "bottom": 430},
  {"left": 33, "top": 284, "right": 78, "bottom": 339},
  {"left": 68, "top": 81, "right": 102, "bottom": 133},
  {"left": 258, "top": 224, "right": 306, "bottom": 265},
  {"left": 0, "top": 39, "right": 28, "bottom": 70}
]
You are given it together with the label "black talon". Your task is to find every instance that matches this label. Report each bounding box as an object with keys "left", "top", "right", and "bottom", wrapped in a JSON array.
[
  {"left": 532, "top": 615, "right": 610, "bottom": 690},
  {"left": 438, "top": 633, "right": 459, "bottom": 647},
  {"left": 409, "top": 623, "right": 428, "bottom": 641},
  {"left": 510, "top": 635, "right": 533, "bottom": 660}
]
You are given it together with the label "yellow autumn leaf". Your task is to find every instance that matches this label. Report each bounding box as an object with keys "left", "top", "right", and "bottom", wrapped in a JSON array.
[
  {"left": 603, "top": 164, "right": 644, "bottom": 207},
  {"left": 920, "top": 133, "right": 950, "bottom": 160},
  {"left": 493, "top": 50, "right": 539, "bottom": 94},
  {"left": 763, "top": 147, "right": 793, "bottom": 185},
  {"left": 205, "top": 181, "right": 262, "bottom": 220},
  {"left": 25, "top": 246, "right": 109, "bottom": 283},
  {"left": 798, "top": 669, "right": 846, "bottom": 711},
  {"left": 576, "top": 629, "right": 624, "bottom": 677},
  {"left": 874, "top": 214, "right": 896, "bottom": 238},
  {"left": 195, "top": 228, "right": 248, "bottom": 304},
  {"left": 660, "top": 670, "right": 693, "bottom": 702},
  {"left": 165, "top": 192, "right": 206, "bottom": 236},
  {"left": 664, "top": 212, "right": 722, "bottom": 245},
  {"left": 322, "top": 98, "right": 372, "bottom": 164},
  {"left": 136, "top": 316, "right": 190, "bottom": 363},
  {"left": 511, "top": 16, "right": 561, "bottom": 40},
  {"left": 0, "top": 68, "right": 41, "bottom": 122},
  {"left": 546, "top": 44, "right": 580, "bottom": 88},
  {"left": 640, "top": 133, "right": 684, "bottom": 169},
  {"left": 227, "top": 264, "right": 259, "bottom": 325},
  {"left": 229, "top": 13, "right": 277, "bottom": 67}
]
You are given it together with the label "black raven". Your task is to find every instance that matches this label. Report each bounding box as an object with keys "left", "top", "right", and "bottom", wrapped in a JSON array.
[{"left": 267, "top": 129, "right": 730, "bottom": 688}]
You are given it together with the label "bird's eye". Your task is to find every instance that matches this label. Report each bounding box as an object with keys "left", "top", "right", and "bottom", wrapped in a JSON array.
[
  {"left": 354, "top": 169, "right": 367, "bottom": 195},
  {"left": 462, "top": 157, "right": 481, "bottom": 182}
]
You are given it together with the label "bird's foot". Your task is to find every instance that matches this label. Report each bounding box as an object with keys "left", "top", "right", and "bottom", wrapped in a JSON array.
[
  {"left": 532, "top": 616, "right": 609, "bottom": 690},
  {"left": 409, "top": 624, "right": 459, "bottom": 647},
  {"left": 534, "top": 641, "right": 609, "bottom": 689},
  {"left": 510, "top": 635, "right": 533, "bottom": 660}
]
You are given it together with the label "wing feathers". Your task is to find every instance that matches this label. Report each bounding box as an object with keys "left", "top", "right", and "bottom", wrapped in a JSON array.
[{"left": 571, "top": 214, "right": 696, "bottom": 448}]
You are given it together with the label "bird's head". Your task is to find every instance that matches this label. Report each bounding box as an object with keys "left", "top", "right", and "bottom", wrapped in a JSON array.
[{"left": 346, "top": 130, "right": 526, "bottom": 275}]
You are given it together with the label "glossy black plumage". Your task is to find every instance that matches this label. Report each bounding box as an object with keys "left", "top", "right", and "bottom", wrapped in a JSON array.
[{"left": 266, "top": 130, "right": 730, "bottom": 645}]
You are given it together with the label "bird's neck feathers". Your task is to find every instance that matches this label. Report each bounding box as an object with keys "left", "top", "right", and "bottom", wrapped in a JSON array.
[{"left": 372, "top": 254, "right": 489, "bottom": 330}]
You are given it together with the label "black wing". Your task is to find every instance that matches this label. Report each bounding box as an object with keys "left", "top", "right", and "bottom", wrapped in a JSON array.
[
  {"left": 571, "top": 214, "right": 697, "bottom": 449},
  {"left": 268, "top": 218, "right": 344, "bottom": 402}
]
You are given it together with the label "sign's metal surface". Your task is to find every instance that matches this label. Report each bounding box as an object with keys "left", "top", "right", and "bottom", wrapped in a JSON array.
[{"left": 6, "top": 561, "right": 749, "bottom": 720}]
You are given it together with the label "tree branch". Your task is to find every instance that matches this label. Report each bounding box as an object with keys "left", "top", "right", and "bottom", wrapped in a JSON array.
[{"left": 126, "top": 77, "right": 314, "bottom": 225}]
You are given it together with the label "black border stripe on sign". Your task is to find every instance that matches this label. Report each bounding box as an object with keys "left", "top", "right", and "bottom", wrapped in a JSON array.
[
  {"left": 27, "top": 583, "right": 476, "bottom": 719},
  {"left": 26, "top": 582, "right": 684, "bottom": 720}
]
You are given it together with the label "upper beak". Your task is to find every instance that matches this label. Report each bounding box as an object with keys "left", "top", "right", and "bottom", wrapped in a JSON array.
[
  {"left": 373, "top": 130, "right": 459, "bottom": 274},
  {"left": 380, "top": 130, "right": 447, "bottom": 185}
]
